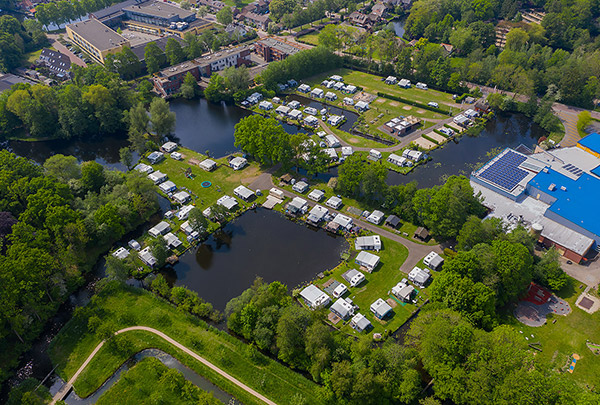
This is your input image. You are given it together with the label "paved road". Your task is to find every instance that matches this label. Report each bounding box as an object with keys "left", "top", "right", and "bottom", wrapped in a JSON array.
[
  {"left": 51, "top": 326, "right": 277, "bottom": 405},
  {"left": 47, "top": 33, "right": 87, "bottom": 67}
]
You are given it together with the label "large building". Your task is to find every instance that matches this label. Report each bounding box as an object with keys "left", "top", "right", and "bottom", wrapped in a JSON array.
[
  {"left": 66, "top": 18, "right": 130, "bottom": 64},
  {"left": 471, "top": 134, "right": 600, "bottom": 263},
  {"left": 122, "top": 1, "right": 212, "bottom": 37},
  {"left": 152, "top": 44, "right": 252, "bottom": 97},
  {"left": 254, "top": 37, "right": 301, "bottom": 62}
]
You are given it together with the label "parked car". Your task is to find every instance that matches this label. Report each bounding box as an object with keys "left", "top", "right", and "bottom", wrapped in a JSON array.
[{"left": 428, "top": 102, "right": 439, "bottom": 108}]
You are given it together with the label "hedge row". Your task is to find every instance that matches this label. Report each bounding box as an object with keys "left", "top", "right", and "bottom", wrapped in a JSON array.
[
  {"left": 421, "top": 134, "right": 439, "bottom": 145},
  {"left": 376, "top": 92, "right": 452, "bottom": 115}
]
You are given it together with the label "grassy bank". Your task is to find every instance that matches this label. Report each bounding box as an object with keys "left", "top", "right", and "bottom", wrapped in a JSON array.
[{"left": 49, "top": 284, "right": 323, "bottom": 404}]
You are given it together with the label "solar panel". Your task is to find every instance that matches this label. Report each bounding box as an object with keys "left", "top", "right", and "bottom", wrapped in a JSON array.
[{"left": 478, "top": 151, "right": 529, "bottom": 191}]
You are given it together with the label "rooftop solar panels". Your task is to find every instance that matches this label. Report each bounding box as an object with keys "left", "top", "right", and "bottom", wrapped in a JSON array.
[
  {"left": 562, "top": 163, "right": 583, "bottom": 176},
  {"left": 478, "top": 150, "right": 529, "bottom": 191}
]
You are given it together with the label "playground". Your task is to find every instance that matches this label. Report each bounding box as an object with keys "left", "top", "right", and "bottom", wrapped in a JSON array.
[{"left": 514, "top": 284, "right": 571, "bottom": 327}]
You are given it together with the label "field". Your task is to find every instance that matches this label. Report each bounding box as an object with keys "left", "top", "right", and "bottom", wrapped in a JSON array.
[
  {"left": 49, "top": 285, "right": 323, "bottom": 405},
  {"left": 296, "top": 32, "right": 319, "bottom": 46}
]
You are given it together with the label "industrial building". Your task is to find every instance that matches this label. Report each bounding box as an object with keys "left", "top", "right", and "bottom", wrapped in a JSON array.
[
  {"left": 470, "top": 134, "right": 600, "bottom": 263},
  {"left": 66, "top": 18, "right": 130, "bottom": 64}
]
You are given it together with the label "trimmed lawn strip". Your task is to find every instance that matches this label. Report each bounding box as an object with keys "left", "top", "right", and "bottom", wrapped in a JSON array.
[{"left": 49, "top": 286, "right": 323, "bottom": 404}]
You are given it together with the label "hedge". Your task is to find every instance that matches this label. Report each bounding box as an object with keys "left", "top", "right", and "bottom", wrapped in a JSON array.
[
  {"left": 376, "top": 92, "right": 452, "bottom": 115},
  {"left": 421, "top": 134, "right": 439, "bottom": 145}
]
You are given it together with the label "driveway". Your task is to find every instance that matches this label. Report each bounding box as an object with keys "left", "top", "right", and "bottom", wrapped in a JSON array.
[{"left": 47, "top": 33, "right": 87, "bottom": 67}]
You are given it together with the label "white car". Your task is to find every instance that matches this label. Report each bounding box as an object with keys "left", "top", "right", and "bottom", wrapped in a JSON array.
[{"left": 428, "top": 102, "right": 439, "bottom": 108}]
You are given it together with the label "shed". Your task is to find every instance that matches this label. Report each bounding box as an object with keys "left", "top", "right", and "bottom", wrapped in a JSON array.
[
  {"left": 234, "top": 185, "right": 255, "bottom": 201},
  {"left": 199, "top": 159, "right": 217, "bottom": 171},
  {"left": 369, "top": 149, "right": 382, "bottom": 160},
  {"left": 173, "top": 191, "right": 191, "bottom": 204},
  {"left": 259, "top": 100, "right": 273, "bottom": 110},
  {"left": 333, "top": 283, "right": 348, "bottom": 298},
  {"left": 423, "top": 251, "right": 444, "bottom": 270},
  {"left": 326, "top": 196, "right": 343, "bottom": 209},
  {"left": 161, "top": 141, "right": 178, "bottom": 153},
  {"left": 176, "top": 204, "right": 194, "bottom": 220},
  {"left": 230, "top": 156, "right": 248, "bottom": 170},
  {"left": 355, "top": 101, "right": 369, "bottom": 112},
  {"left": 147, "top": 151, "right": 164, "bottom": 164},
  {"left": 149, "top": 221, "right": 171, "bottom": 238},
  {"left": 350, "top": 313, "right": 372, "bottom": 332},
  {"left": 298, "top": 83, "right": 311, "bottom": 93},
  {"left": 299, "top": 284, "right": 330, "bottom": 309},
  {"left": 287, "top": 197, "right": 308, "bottom": 215},
  {"left": 280, "top": 173, "right": 293, "bottom": 184},
  {"left": 128, "top": 239, "right": 141, "bottom": 251},
  {"left": 148, "top": 171, "right": 167, "bottom": 185},
  {"left": 355, "top": 235, "right": 382, "bottom": 251},
  {"left": 366, "top": 210, "right": 384, "bottom": 225},
  {"left": 341, "top": 146, "right": 354, "bottom": 157},
  {"left": 134, "top": 163, "right": 154, "bottom": 174},
  {"left": 370, "top": 298, "right": 392, "bottom": 319},
  {"left": 330, "top": 298, "right": 354, "bottom": 320},
  {"left": 325, "top": 91, "right": 337, "bottom": 101},
  {"left": 304, "top": 115, "right": 319, "bottom": 127},
  {"left": 288, "top": 109, "right": 303, "bottom": 120},
  {"left": 355, "top": 251, "right": 380, "bottom": 272},
  {"left": 307, "top": 204, "right": 329, "bottom": 223},
  {"left": 139, "top": 246, "right": 157, "bottom": 267},
  {"left": 414, "top": 227, "right": 429, "bottom": 240},
  {"left": 408, "top": 266, "right": 431, "bottom": 287},
  {"left": 308, "top": 189, "right": 325, "bottom": 202},
  {"left": 163, "top": 232, "right": 182, "bottom": 249},
  {"left": 325, "top": 134, "right": 340, "bottom": 147},
  {"left": 385, "top": 215, "right": 401, "bottom": 229},
  {"left": 159, "top": 180, "right": 177, "bottom": 193},
  {"left": 112, "top": 247, "right": 130, "bottom": 260},
  {"left": 310, "top": 88, "right": 324, "bottom": 98},
  {"left": 269, "top": 187, "right": 284, "bottom": 199},
  {"left": 217, "top": 195, "right": 238, "bottom": 210},
  {"left": 292, "top": 181, "right": 309, "bottom": 193}
]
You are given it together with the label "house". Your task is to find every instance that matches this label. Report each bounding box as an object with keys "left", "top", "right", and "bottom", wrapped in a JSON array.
[
  {"left": 348, "top": 11, "right": 369, "bottom": 27},
  {"left": 147, "top": 151, "right": 165, "bottom": 164},
  {"left": 217, "top": 195, "right": 239, "bottom": 210},
  {"left": 392, "top": 282, "right": 415, "bottom": 302},
  {"left": 259, "top": 100, "right": 273, "bottom": 110},
  {"left": 475, "top": 100, "right": 491, "bottom": 113},
  {"left": 367, "top": 210, "right": 385, "bottom": 225},
  {"left": 275, "top": 105, "right": 290, "bottom": 116},
  {"left": 325, "top": 134, "right": 340, "bottom": 147},
  {"left": 173, "top": 191, "right": 191, "bottom": 204},
  {"left": 176, "top": 204, "right": 194, "bottom": 220},
  {"left": 324, "top": 148, "right": 338, "bottom": 161},
  {"left": 398, "top": 78, "right": 411, "bottom": 88},
  {"left": 388, "top": 153, "right": 409, "bottom": 167},
  {"left": 287, "top": 197, "right": 308, "bottom": 215},
  {"left": 371, "top": 2, "right": 388, "bottom": 18},
  {"left": 148, "top": 171, "right": 167, "bottom": 185},
  {"left": 269, "top": 187, "right": 284, "bottom": 199},
  {"left": 370, "top": 298, "right": 392, "bottom": 319},
  {"left": 163, "top": 232, "right": 182, "bottom": 249},
  {"left": 385, "top": 76, "right": 397, "bottom": 84},
  {"left": 415, "top": 82, "right": 428, "bottom": 90},
  {"left": 280, "top": 173, "right": 293, "bottom": 184},
  {"left": 171, "top": 152, "right": 183, "bottom": 160},
  {"left": 342, "top": 269, "right": 364, "bottom": 286},
  {"left": 307, "top": 204, "right": 328, "bottom": 224},
  {"left": 453, "top": 114, "right": 470, "bottom": 127},
  {"left": 139, "top": 246, "right": 157, "bottom": 267},
  {"left": 234, "top": 185, "right": 255, "bottom": 201},
  {"left": 292, "top": 181, "right": 309, "bottom": 193},
  {"left": 304, "top": 115, "right": 319, "bottom": 127},
  {"left": 326, "top": 196, "right": 343, "bottom": 209},
  {"left": 321, "top": 79, "right": 331, "bottom": 87},
  {"left": 330, "top": 75, "right": 343, "bottom": 82},
  {"left": 330, "top": 298, "right": 354, "bottom": 320},
  {"left": 288, "top": 109, "right": 303, "bottom": 120},
  {"left": 355, "top": 235, "right": 382, "bottom": 251},
  {"left": 239, "top": 11, "right": 271, "bottom": 30},
  {"left": 402, "top": 149, "right": 424, "bottom": 162},
  {"left": 327, "top": 115, "right": 344, "bottom": 126},
  {"left": 440, "top": 43, "right": 454, "bottom": 55},
  {"left": 298, "top": 83, "right": 311, "bottom": 93},
  {"left": 333, "top": 283, "right": 348, "bottom": 298},
  {"left": 355, "top": 101, "right": 369, "bottom": 112},
  {"left": 414, "top": 226, "right": 429, "bottom": 240},
  {"left": 112, "top": 247, "right": 130, "bottom": 260},
  {"left": 310, "top": 88, "right": 324, "bottom": 98},
  {"left": 408, "top": 266, "right": 431, "bottom": 287},
  {"left": 254, "top": 37, "right": 300, "bottom": 62},
  {"left": 149, "top": 221, "right": 171, "bottom": 237},
  {"left": 39, "top": 48, "right": 71, "bottom": 76},
  {"left": 385, "top": 215, "right": 401, "bottom": 229},
  {"left": 463, "top": 108, "right": 479, "bottom": 119},
  {"left": 299, "top": 284, "right": 330, "bottom": 309},
  {"left": 128, "top": 239, "right": 141, "bottom": 251},
  {"left": 355, "top": 251, "right": 380, "bottom": 272},
  {"left": 350, "top": 313, "right": 372, "bottom": 332},
  {"left": 369, "top": 149, "right": 382, "bottom": 160},
  {"left": 199, "top": 159, "right": 217, "bottom": 171},
  {"left": 162, "top": 141, "right": 178, "bottom": 153},
  {"left": 308, "top": 189, "right": 325, "bottom": 202},
  {"left": 325, "top": 91, "right": 337, "bottom": 101},
  {"left": 304, "top": 106, "right": 318, "bottom": 116},
  {"left": 230, "top": 156, "right": 248, "bottom": 170},
  {"left": 134, "top": 163, "right": 154, "bottom": 174},
  {"left": 341, "top": 146, "right": 354, "bottom": 157},
  {"left": 464, "top": 96, "right": 476, "bottom": 104},
  {"left": 287, "top": 100, "right": 301, "bottom": 109},
  {"left": 423, "top": 251, "right": 444, "bottom": 270},
  {"left": 332, "top": 213, "right": 353, "bottom": 230},
  {"left": 343, "top": 97, "right": 354, "bottom": 105},
  {"left": 159, "top": 180, "right": 177, "bottom": 193},
  {"left": 164, "top": 210, "right": 175, "bottom": 220},
  {"left": 344, "top": 85, "right": 357, "bottom": 94}
]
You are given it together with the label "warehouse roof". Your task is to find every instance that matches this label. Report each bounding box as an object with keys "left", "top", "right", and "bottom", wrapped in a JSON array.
[
  {"left": 68, "top": 18, "right": 129, "bottom": 51},
  {"left": 577, "top": 132, "right": 600, "bottom": 155}
]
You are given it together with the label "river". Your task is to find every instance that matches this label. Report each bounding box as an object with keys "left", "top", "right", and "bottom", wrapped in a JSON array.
[{"left": 160, "top": 208, "right": 348, "bottom": 311}]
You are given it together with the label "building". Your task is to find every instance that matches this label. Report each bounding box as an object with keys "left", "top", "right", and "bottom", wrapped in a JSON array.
[
  {"left": 453, "top": 114, "right": 470, "bottom": 127},
  {"left": 38, "top": 48, "right": 71, "bottom": 77},
  {"left": 173, "top": 191, "right": 191, "bottom": 204},
  {"left": 414, "top": 226, "right": 429, "bottom": 240},
  {"left": 344, "top": 85, "right": 357, "bottom": 94},
  {"left": 370, "top": 298, "right": 392, "bottom": 319},
  {"left": 350, "top": 313, "right": 372, "bottom": 332},
  {"left": 408, "top": 266, "right": 430, "bottom": 287},
  {"left": 66, "top": 18, "right": 130, "bottom": 64},
  {"left": 259, "top": 100, "right": 273, "bottom": 110},
  {"left": 392, "top": 281, "right": 415, "bottom": 302},
  {"left": 385, "top": 215, "right": 401, "bottom": 229},
  {"left": 288, "top": 109, "right": 303, "bottom": 120},
  {"left": 234, "top": 185, "right": 255, "bottom": 201},
  {"left": 577, "top": 132, "right": 600, "bottom": 158},
  {"left": 385, "top": 75, "right": 397, "bottom": 85},
  {"left": 355, "top": 235, "right": 382, "bottom": 251},
  {"left": 308, "top": 189, "right": 325, "bottom": 202},
  {"left": 342, "top": 269, "right": 365, "bottom": 287},
  {"left": 299, "top": 284, "right": 330, "bottom": 309},
  {"left": 292, "top": 181, "right": 309, "bottom": 193},
  {"left": 304, "top": 115, "right": 319, "bottom": 127},
  {"left": 230, "top": 156, "right": 248, "bottom": 170},
  {"left": 275, "top": 105, "right": 290, "bottom": 116},
  {"left": 287, "top": 197, "right": 308, "bottom": 215},
  {"left": 307, "top": 204, "right": 328, "bottom": 224},
  {"left": 162, "top": 141, "right": 178, "bottom": 152},
  {"left": 298, "top": 83, "right": 311, "bottom": 93},
  {"left": 238, "top": 11, "right": 271, "bottom": 30},
  {"left": 139, "top": 246, "right": 157, "bottom": 267},
  {"left": 402, "top": 149, "right": 424, "bottom": 162},
  {"left": 326, "top": 196, "right": 343, "bottom": 209},
  {"left": 176, "top": 205, "right": 194, "bottom": 221},
  {"left": 254, "top": 37, "right": 300, "bottom": 62},
  {"left": 384, "top": 116, "right": 421, "bottom": 136},
  {"left": 325, "top": 134, "right": 340, "bottom": 148},
  {"left": 423, "top": 251, "right": 444, "bottom": 270},
  {"left": 341, "top": 146, "right": 353, "bottom": 157},
  {"left": 152, "top": 44, "right": 251, "bottom": 96},
  {"left": 366, "top": 210, "right": 385, "bottom": 225},
  {"left": 398, "top": 78, "right": 411, "bottom": 88},
  {"left": 159, "top": 180, "right": 177, "bottom": 193},
  {"left": 164, "top": 232, "right": 182, "bottom": 249},
  {"left": 217, "top": 195, "right": 239, "bottom": 210},
  {"left": 199, "top": 159, "right": 217, "bottom": 171},
  {"left": 327, "top": 115, "right": 344, "bottom": 126},
  {"left": 310, "top": 88, "right": 324, "bottom": 99},
  {"left": 355, "top": 101, "right": 369, "bottom": 112},
  {"left": 122, "top": 2, "right": 213, "bottom": 37},
  {"left": 331, "top": 213, "right": 353, "bottom": 230},
  {"left": 330, "top": 298, "right": 354, "bottom": 320},
  {"left": 149, "top": 221, "right": 171, "bottom": 237},
  {"left": 355, "top": 251, "right": 380, "bottom": 272},
  {"left": 325, "top": 91, "right": 337, "bottom": 101}
]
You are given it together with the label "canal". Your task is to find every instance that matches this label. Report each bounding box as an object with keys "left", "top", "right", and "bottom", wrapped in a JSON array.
[{"left": 160, "top": 208, "right": 348, "bottom": 311}]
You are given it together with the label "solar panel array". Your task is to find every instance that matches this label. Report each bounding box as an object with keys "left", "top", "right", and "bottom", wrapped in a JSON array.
[
  {"left": 562, "top": 163, "right": 583, "bottom": 177},
  {"left": 478, "top": 151, "right": 528, "bottom": 191}
]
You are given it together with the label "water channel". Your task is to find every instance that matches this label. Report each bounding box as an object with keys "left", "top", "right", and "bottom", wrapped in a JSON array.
[{"left": 161, "top": 208, "right": 349, "bottom": 311}]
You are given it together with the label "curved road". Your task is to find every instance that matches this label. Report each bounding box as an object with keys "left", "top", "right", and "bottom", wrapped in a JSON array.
[{"left": 51, "top": 326, "right": 277, "bottom": 405}]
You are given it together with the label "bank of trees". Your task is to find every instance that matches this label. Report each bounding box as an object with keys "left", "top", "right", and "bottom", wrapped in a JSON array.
[
  {"left": 204, "top": 65, "right": 252, "bottom": 103},
  {"left": 0, "top": 151, "right": 158, "bottom": 384},
  {"left": 0, "top": 16, "right": 48, "bottom": 72}
]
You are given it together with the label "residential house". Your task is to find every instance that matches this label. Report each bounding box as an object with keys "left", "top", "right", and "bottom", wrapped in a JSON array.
[
  {"left": 298, "top": 83, "right": 311, "bottom": 93},
  {"left": 139, "top": 246, "right": 157, "bottom": 267},
  {"left": 158, "top": 180, "right": 177, "bottom": 193},
  {"left": 307, "top": 204, "right": 328, "bottom": 224},
  {"left": 385, "top": 214, "right": 401, "bottom": 229},
  {"left": 355, "top": 101, "right": 369, "bottom": 112},
  {"left": 287, "top": 197, "right": 308, "bottom": 215},
  {"left": 234, "top": 185, "right": 255, "bottom": 201},
  {"left": 414, "top": 226, "right": 429, "bottom": 240},
  {"left": 163, "top": 232, "right": 182, "bottom": 249},
  {"left": 239, "top": 11, "right": 271, "bottom": 30},
  {"left": 39, "top": 48, "right": 71, "bottom": 77},
  {"left": 330, "top": 298, "right": 354, "bottom": 320},
  {"left": 370, "top": 2, "right": 388, "bottom": 19},
  {"left": 259, "top": 100, "right": 273, "bottom": 110},
  {"left": 199, "top": 159, "right": 217, "bottom": 171},
  {"left": 148, "top": 171, "right": 167, "bottom": 184},
  {"left": 440, "top": 43, "right": 454, "bottom": 55},
  {"left": 392, "top": 281, "right": 415, "bottom": 302},
  {"left": 162, "top": 141, "right": 178, "bottom": 152},
  {"left": 370, "top": 298, "right": 392, "bottom": 319},
  {"left": 348, "top": 11, "right": 369, "bottom": 28},
  {"left": 355, "top": 251, "right": 380, "bottom": 272},
  {"left": 350, "top": 313, "right": 372, "bottom": 332},
  {"left": 332, "top": 213, "right": 353, "bottom": 230},
  {"left": 173, "top": 191, "right": 191, "bottom": 204},
  {"left": 355, "top": 235, "right": 382, "bottom": 251},
  {"left": 299, "top": 284, "right": 331, "bottom": 309}
]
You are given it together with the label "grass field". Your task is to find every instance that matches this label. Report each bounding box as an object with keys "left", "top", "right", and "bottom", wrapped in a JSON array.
[
  {"left": 49, "top": 285, "right": 323, "bottom": 404},
  {"left": 296, "top": 33, "right": 319, "bottom": 46},
  {"left": 503, "top": 278, "right": 600, "bottom": 389},
  {"left": 96, "top": 357, "right": 220, "bottom": 405}
]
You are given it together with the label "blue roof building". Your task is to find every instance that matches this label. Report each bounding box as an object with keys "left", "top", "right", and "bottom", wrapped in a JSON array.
[{"left": 577, "top": 133, "right": 600, "bottom": 158}]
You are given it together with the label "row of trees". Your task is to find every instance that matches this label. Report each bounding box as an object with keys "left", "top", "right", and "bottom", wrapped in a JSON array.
[
  {"left": 35, "top": 0, "right": 126, "bottom": 28},
  {"left": 0, "top": 16, "right": 48, "bottom": 72},
  {"left": 0, "top": 151, "right": 159, "bottom": 384}
]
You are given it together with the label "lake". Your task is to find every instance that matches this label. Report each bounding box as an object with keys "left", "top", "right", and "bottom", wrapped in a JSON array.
[{"left": 160, "top": 208, "right": 348, "bottom": 310}]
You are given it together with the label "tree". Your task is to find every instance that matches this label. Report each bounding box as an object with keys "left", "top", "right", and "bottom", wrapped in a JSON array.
[
  {"left": 188, "top": 207, "right": 208, "bottom": 235},
  {"left": 180, "top": 72, "right": 200, "bottom": 99},
  {"left": 165, "top": 38, "right": 186, "bottom": 65},
  {"left": 318, "top": 24, "right": 341, "bottom": 49},
  {"left": 183, "top": 32, "right": 204, "bottom": 59},
  {"left": 216, "top": 6, "right": 233, "bottom": 26},
  {"left": 80, "top": 161, "right": 105, "bottom": 193},
  {"left": 150, "top": 237, "right": 169, "bottom": 267},
  {"left": 223, "top": 65, "right": 251, "bottom": 93},
  {"left": 149, "top": 98, "right": 176, "bottom": 139},
  {"left": 104, "top": 255, "right": 131, "bottom": 283},
  {"left": 276, "top": 305, "right": 311, "bottom": 369},
  {"left": 119, "top": 147, "right": 133, "bottom": 170},
  {"left": 204, "top": 73, "right": 229, "bottom": 103},
  {"left": 43, "top": 154, "right": 81, "bottom": 183},
  {"left": 456, "top": 216, "right": 504, "bottom": 251},
  {"left": 151, "top": 274, "right": 171, "bottom": 297},
  {"left": 533, "top": 248, "right": 568, "bottom": 291},
  {"left": 144, "top": 42, "right": 164, "bottom": 74},
  {"left": 269, "top": 0, "right": 297, "bottom": 21}
]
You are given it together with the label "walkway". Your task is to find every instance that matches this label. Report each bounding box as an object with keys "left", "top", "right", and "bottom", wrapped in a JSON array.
[
  {"left": 47, "top": 33, "right": 87, "bottom": 67},
  {"left": 554, "top": 108, "right": 580, "bottom": 146},
  {"left": 51, "top": 326, "right": 277, "bottom": 405}
]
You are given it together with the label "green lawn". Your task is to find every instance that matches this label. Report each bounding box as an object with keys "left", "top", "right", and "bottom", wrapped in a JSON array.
[
  {"left": 49, "top": 285, "right": 323, "bottom": 405},
  {"left": 96, "top": 357, "right": 220, "bottom": 405},
  {"left": 297, "top": 33, "right": 320, "bottom": 46},
  {"left": 503, "top": 278, "right": 600, "bottom": 389}
]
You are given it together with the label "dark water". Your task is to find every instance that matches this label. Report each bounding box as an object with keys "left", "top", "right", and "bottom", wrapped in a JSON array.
[
  {"left": 50, "top": 349, "right": 238, "bottom": 405},
  {"left": 287, "top": 94, "right": 359, "bottom": 133},
  {"left": 391, "top": 17, "right": 406, "bottom": 37},
  {"left": 160, "top": 208, "right": 348, "bottom": 310},
  {"left": 387, "top": 113, "right": 546, "bottom": 188}
]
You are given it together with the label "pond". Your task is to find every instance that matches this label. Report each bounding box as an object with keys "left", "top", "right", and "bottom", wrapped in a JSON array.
[
  {"left": 287, "top": 94, "right": 359, "bottom": 133},
  {"left": 50, "top": 349, "right": 239, "bottom": 405},
  {"left": 387, "top": 113, "right": 546, "bottom": 188},
  {"left": 160, "top": 208, "right": 348, "bottom": 311},
  {"left": 391, "top": 17, "right": 407, "bottom": 38}
]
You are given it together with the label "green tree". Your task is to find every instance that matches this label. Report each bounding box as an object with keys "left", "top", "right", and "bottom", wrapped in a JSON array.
[
  {"left": 105, "top": 254, "right": 131, "bottom": 283},
  {"left": 223, "top": 65, "right": 251, "bottom": 93},
  {"left": 276, "top": 305, "right": 311, "bottom": 369},
  {"left": 150, "top": 237, "right": 169, "bottom": 267},
  {"left": 188, "top": 207, "right": 208, "bottom": 234},
  {"left": 151, "top": 274, "right": 171, "bottom": 297},
  {"left": 318, "top": 24, "right": 341, "bottom": 49},
  {"left": 165, "top": 38, "right": 186, "bottom": 65},
  {"left": 43, "top": 154, "right": 81, "bottom": 183},
  {"left": 533, "top": 247, "right": 568, "bottom": 291},
  {"left": 149, "top": 98, "right": 176, "bottom": 139},
  {"left": 144, "top": 42, "right": 164, "bottom": 74},
  {"left": 183, "top": 32, "right": 204, "bottom": 59},
  {"left": 216, "top": 6, "right": 233, "bottom": 26},
  {"left": 269, "top": 0, "right": 297, "bottom": 21},
  {"left": 80, "top": 161, "right": 105, "bottom": 193},
  {"left": 119, "top": 147, "right": 133, "bottom": 170},
  {"left": 204, "top": 73, "right": 229, "bottom": 103},
  {"left": 457, "top": 216, "right": 504, "bottom": 251},
  {"left": 180, "top": 72, "right": 200, "bottom": 99}
]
